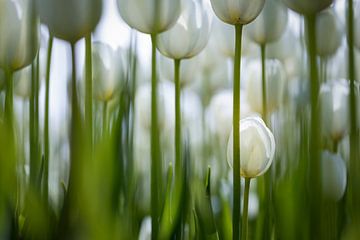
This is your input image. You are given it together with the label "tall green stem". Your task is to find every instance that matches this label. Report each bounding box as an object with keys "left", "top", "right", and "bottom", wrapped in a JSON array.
[
  {"left": 174, "top": 59, "right": 181, "bottom": 173},
  {"left": 102, "top": 101, "right": 108, "bottom": 136},
  {"left": 347, "top": 0, "right": 360, "bottom": 219},
  {"left": 85, "top": 34, "right": 93, "bottom": 147},
  {"left": 151, "top": 34, "right": 161, "bottom": 240},
  {"left": 305, "top": 14, "right": 322, "bottom": 238},
  {"left": 242, "top": 178, "right": 251, "bottom": 240},
  {"left": 261, "top": 44, "right": 267, "bottom": 123},
  {"left": 44, "top": 35, "right": 53, "bottom": 203},
  {"left": 233, "top": 24, "right": 243, "bottom": 240}
]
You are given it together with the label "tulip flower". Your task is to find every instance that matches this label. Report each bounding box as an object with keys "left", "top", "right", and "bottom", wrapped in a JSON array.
[
  {"left": 157, "top": 0, "right": 211, "bottom": 60},
  {"left": 315, "top": 9, "right": 343, "bottom": 58},
  {"left": 36, "top": 0, "right": 102, "bottom": 43},
  {"left": 245, "top": 59, "right": 286, "bottom": 116},
  {"left": 227, "top": 116, "right": 275, "bottom": 240},
  {"left": 355, "top": 3, "right": 360, "bottom": 50},
  {"left": 247, "top": 0, "right": 289, "bottom": 45},
  {"left": 321, "top": 151, "right": 347, "bottom": 201},
  {"left": 320, "top": 79, "right": 350, "bottom": 144},
  {"left": 281, "top": 0, "right": 333, "bottom": 15},
  {"left": 14, "top": 66, "right": 32, "bottom": 99},
  {"left": 209, "top": 1, "right": 265, "bottom": 237}
]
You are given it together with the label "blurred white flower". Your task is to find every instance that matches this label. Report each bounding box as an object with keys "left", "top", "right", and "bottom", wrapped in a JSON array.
[
  {"left": 36, "top": 0, "right": 102, "bottom": 43},
  {"left": 321, "top": 151, "right": 347, "bottom": 201},
  {"left": 206, "top": 89, "right": 253, "bottom": 144},
  {"left": 227, "top": 116, "right": 276, "bottom": 178},
  {"left": 247, "top": 0, "right": 289, "bottom": 45},
  {"left": 320, "top": 79, "right": 349, "bottom": 142},
  {"left": 353, "top": 1, "right": 360, "bottom": 50},
  {"left": 282, "top": 0, "right": 334, "bottom": 15},
  {"left": 244, "top": 59, "right": 286, "bottom": 115},
  {"left": 14, "top": 65, "right": 32, "bottom": 99},
  {"left": 91, "top": 42, "right": 125, "bottom": 102},
  {"left": 315, "top": 9, "right": 343, "bottom": 58},
  {"left": 159, "top": 56, "right": 199, "bottom": 87},
  {"left": 0, "top": 0, "right": 39, "bottom": 71},
  {"left": 117, "top": 0, "right": 181, "bottom": 34},
  {"left": 157, "top": 0, "right": 211, "bottom": 60},
  {"left": 210, "top": 0, "right": 265, "bottom": 25}
]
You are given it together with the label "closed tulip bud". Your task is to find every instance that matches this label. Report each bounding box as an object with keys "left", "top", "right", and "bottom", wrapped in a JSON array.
[
  {"left": 91, "top": 42, "right": 125, "bottom": 102},
  {"left": 210, "top": 0, "right": 265, "bottom": 25},
  {"left": 315, "top": 9, "right": 343, "bottom": 57},
  {"left": 117, "top": 0, "right": 181, "bottom": 34},
  {"left": 0, "top": 0, "right": 39, "bottom": 71},
  {"left": 247, "top": 0, "right": 289, "bottom": 45},
  {"left": 281, "top": 0, "right": 334, "bottom": 15},
  {"left": 36, "top": 0, "right": 102, "bottom": 43},
  {"left": 321, "top": 151, "right": 347, "bottom": 201},
  {"left": 244, "top": 59, "right": 286, "bottom": 115},
  {"left": 353, "top": 2, "right": 360, "bottom": 50},
  {"left": 157, "top": 0, "right": 211, "bottom": 60},
  {"left": 320, "top": 79, "right": 349, "bottom": 142},
  {"left": 227, "top": 116, "right": 276, "bottom": 178}
]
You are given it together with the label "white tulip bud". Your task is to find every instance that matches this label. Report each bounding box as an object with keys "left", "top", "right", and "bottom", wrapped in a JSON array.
[
  {"left": 320, "top": 79, "right": 349, "bottom": 142},
  {"left": 321, "top": 151, "right": 347, "bottom": 202},
  {"left": 210, "top": 0, "right": 265, "bottom": 25},
  {"left": 0, "top": 0, "right": 39, "bottom": 71},
  {"left": 157, "top": 0, "right": 211, "bottom": 60},
  {"left": 117, "top": 0, "right": 181, "bottom": 34},
  {"left": 36, "top": 0, "right": 102, "bottom": 43},
  {"left": 247, "top": 0, "right": 289, "bottom": 45},
  {"left": 353, "top": 2, "right": 360, "bottom": 50},
  {"left": 244, "top": 59, "right": 286, "bottom": 115},
  {"left": 14, "top": 65, "right": 32, "bottom": 99},
  {"left": 315, "top": 9, "right": 343, "bottom": 58},
  {"left": 227, "top": 116, "right": 276, "bottom": 178},
  {"left": 91, "top": 42, "right": 125, "bottom": 102},
  {"left": 282, "top": 0, "right": 334, "bottom": 15}
]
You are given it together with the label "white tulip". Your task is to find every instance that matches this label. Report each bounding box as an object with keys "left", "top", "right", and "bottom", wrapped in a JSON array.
[
  {"left": 0, "top": 0, "right": 39, "bottom": 71},
  {"left": 91, "top": 42, "right": 125, "bottom": 102},
  {"left": 321, "top": 151, "right": 347, "bottom": 201},
  {"left": 157, "top": 0, "right": 211, "bottom": 60},
  {"left": 320, "top": 79, "right": 349, "bottom": 142},
  {"left": 36, "top": 0, "right": 102, "bottom": 43},
  {"left": 281, "top": 0, "right": 334, "bottom": 15},
  {"left": 117, "top": 0, "right": 181, "bottom": 34},
  {"left": 227, "top": 116, "right": 276, "bottom": 178},
  {"left": 210, "top": 0, "right": 265, "bottom": 25},
  {"left": 14, "top": 65, "right": 32, "bottom": 99},
  {"left": 247, "top": 0, "right": 289, "bottom": 45},
  {"left": 315, "top": 9, "right": 343, "bottom": 57},
  {"left": 353, "top": 2, "right": 360, "bottom": 50},
  {"left": 139, "top": 217, "right": 152, "bottom": 240},
  {"left": 244, "top": 59, "right": 286, "bottom": 115}
]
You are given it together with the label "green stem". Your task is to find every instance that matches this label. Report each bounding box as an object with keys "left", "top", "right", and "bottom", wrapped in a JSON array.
[
  {"left": 242, "top": 178, "right": 251, "bottom": 240},
  {"left": 174, "top": 59, "right": 181, "bottom": 173},
  {"left": 233, "top": 24, "right": 243, "bottom": 240},
  {"left": 151, "top": 34, "right": 161, "bottom": 240},
  {"left": 85, "top": 34, "right": 93, "bottom": 147},
  {"left": 305, "top": 14, "right": 322, "bottom": 238},
  {"left": 103, "top": 101, "right": 108, "bottom": 136},
  {"left": 261, "top": 44, "right": 267, "bottom": 123},
  {"left": 44, "top": 35, "right": 53, "bottom": 203}
]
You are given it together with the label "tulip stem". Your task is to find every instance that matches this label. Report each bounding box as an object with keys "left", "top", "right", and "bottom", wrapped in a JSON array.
[
  {"left": 233, "top": 24, "right": 243, "bottom": 240},
  {"left": 347, "top": 0, "right": 360, "bottom": 218},
  {"left": 44, "top": 35, "right": 53, "bottom": 204},
  {"left": 151, "top": 34, "right": 161, "bottom": 240},
  {"left": 102, "top": 101, "right": 108, "bottom": 136},
  {"left": 305, "top": 14, "right": 322, "bottom": 238},
  {"left": 261, "top": 44, "right": 267, "bottom": 123},
  {"left": 85, "top": 34, "right": 93, "bottom": 148},
  {"left": 174, "top": 59, "right": 182, "bottom": 174},
  {"left": 242, "top": 178, "right": 251, "bottom": 240}
]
